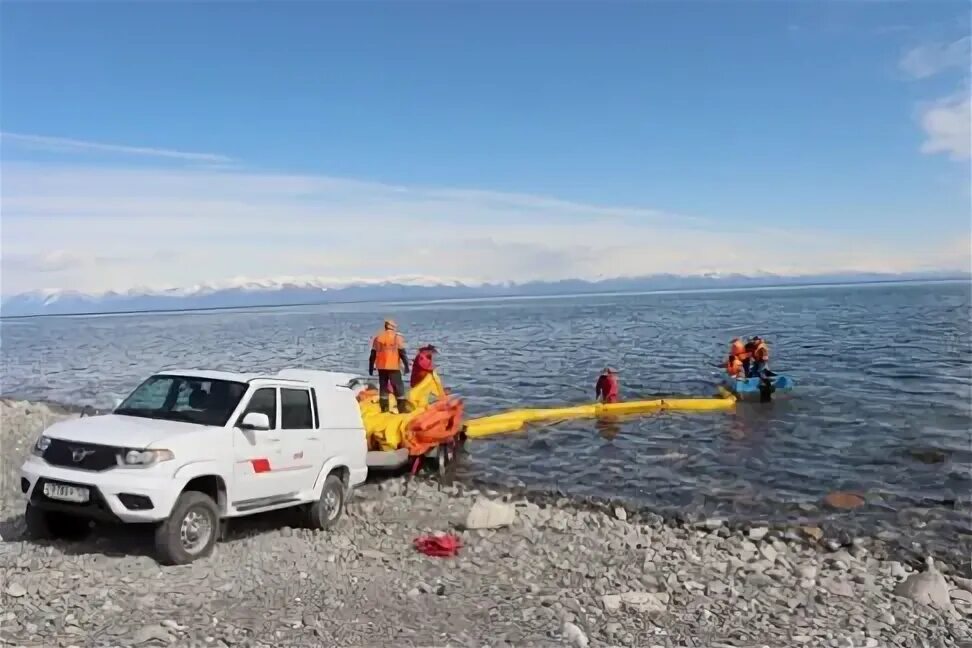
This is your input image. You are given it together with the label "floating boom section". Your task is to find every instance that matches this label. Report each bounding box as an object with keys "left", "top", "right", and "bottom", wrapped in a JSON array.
[{"left": 463, "top": 394, "right": 736, "bottom": 439}]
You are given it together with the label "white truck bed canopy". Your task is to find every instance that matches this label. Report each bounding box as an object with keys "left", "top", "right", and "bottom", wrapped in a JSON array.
[{"left": 275, "top": 368, "right": 370, "bottom": 390}]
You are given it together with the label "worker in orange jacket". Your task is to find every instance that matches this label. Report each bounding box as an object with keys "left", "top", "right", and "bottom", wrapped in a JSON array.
[
  {"left": 749, "top": 336, "right": 770, "bottom": 377},
  {"left": 729, "top": 337, "right": 751, "bottom": 376},
  {"left": 368, "top": 319, "right": 411, "bottom": 412},
  {"left": 726, "top": 353, "right": 745, "bottom": 379}
]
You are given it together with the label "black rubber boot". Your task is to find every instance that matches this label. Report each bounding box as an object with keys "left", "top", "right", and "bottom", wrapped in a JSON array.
[
  {"left": 379, "top": 398, "right": 390, "bottom": 413},
  {"left": 398, "top": 399, "right": 413, "bottom": 414}
]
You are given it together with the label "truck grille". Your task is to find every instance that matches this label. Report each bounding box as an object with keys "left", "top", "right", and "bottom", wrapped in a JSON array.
[{"left": 43, "top": 439, "right": 118, "bottom": 471}]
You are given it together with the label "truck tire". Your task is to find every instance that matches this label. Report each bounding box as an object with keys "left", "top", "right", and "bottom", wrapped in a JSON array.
[
  {"left": 24, "top": 504, "right": 91, "bottom": 541},
  {"left": 154, "top": 491, "right": 219, "bottom": 566},
  {"left": 304, "top": 474, "right": 345, "bottom": 530}
]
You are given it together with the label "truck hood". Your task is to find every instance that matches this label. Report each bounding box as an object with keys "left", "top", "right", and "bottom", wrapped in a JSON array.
[{"left": 42, "top": 414, "right": 211, "bottom": 448}]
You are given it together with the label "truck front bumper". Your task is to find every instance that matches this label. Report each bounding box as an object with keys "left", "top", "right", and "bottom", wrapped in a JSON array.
[{"left": 21, "top": 455, "right": 176, "bottom": 523}]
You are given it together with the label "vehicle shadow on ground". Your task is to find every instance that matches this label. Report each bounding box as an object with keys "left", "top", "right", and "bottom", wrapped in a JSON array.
[{"left": 0, "top": 461, "right": 460, "bottom": 562}]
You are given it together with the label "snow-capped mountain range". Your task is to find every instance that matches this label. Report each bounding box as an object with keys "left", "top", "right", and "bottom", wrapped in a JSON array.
[{"left": 2, "top": 271, "right": 968, "bottom": 317}]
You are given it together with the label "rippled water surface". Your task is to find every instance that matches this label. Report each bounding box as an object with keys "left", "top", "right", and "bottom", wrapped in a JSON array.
[{"left": 3, "top": 282, "right": 971, "bottom": 556}]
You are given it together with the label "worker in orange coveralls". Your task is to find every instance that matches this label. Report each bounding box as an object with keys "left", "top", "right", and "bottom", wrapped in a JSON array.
[
  {"left": 595, "top": 367, "right": 620, "bottom": 403},
  {"left": 369, "top": 319, "right": 411, "bottom": 413}
]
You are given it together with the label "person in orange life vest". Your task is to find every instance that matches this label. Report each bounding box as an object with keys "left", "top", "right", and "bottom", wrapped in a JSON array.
[
  {"left": 729, "top": 337, "right": 751, "bottom": 375},
  {"left": 368, "top": 319, "right": 411, "bottom": 413},
  {"left": 595, "top": 368, "right": 619, "bottom": 404},
  {"left": 410, "top": 344, "right": 438, "bottom": 388},
  {"left": 725, "top": 353, "right": 745, "bottom": 379},
  {"left": 748, "top": 336, "right": 770, "bottom": 377}
]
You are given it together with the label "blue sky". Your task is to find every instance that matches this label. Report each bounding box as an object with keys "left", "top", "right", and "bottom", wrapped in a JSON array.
[{"left": 1, "top": 2, "right": 969, "bottom": 295}]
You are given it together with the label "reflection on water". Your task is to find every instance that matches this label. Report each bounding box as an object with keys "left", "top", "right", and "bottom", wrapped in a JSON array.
[{"left": 2, "top": 282, "right": 970, "bottom": 558}]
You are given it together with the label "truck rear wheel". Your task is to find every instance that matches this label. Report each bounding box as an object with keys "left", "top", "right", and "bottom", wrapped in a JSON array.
[
  {"left": 154, "top": 491, "right": 219, "bottom": 565},
  {"left": 24, "top": 505, "right": 91, "bottom": 541},
  {"left": 304, "top": 474, "right": 345, "bottom": 530}
]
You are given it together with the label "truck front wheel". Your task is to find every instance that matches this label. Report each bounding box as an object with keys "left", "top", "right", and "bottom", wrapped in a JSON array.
[
  {"left": 304, "top": 474, "right": 345, "bottom": 530},
  {"left": 154, "top": 491, "right": 219, "bottom": 565}
]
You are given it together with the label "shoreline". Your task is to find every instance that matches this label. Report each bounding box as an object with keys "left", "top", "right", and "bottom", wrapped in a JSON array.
[
  {"left": 2, "top": 395, "right": 968, "bottom": 573},
  {"left": 1, "top": 399, "right": 971, "bottom": 646}
]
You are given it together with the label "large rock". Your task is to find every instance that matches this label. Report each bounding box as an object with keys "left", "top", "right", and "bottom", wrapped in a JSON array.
[
  {"left": 892, "top": 557, "right": 955, "bottom": 614},
  {"left": 562, "top": 621, "right": 589, "bottom": 648},
  {"left": 464, "top": 499, "right": 516, "bottom": 530}
]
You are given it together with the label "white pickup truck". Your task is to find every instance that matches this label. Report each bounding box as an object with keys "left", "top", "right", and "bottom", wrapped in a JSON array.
[{"left": 19, "top": 368, "right": 369, "bottom": 565}]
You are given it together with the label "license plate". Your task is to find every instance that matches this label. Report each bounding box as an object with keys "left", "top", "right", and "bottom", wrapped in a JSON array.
[{"left": 42, "top": 482, "right": 90, "bottom": 503}]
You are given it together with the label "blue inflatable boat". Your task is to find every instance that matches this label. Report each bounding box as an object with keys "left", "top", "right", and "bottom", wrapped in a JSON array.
[{"left": 722, "top": 372, "right": 795, "bottom": 402}]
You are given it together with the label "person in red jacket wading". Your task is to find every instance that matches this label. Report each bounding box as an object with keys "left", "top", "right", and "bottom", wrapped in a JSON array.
[
  {"left": 410, "top": 344, "right": 438, "bottom": 388},
  {"left": 595, "top": 367, "right": 620, "bottom": 403}
]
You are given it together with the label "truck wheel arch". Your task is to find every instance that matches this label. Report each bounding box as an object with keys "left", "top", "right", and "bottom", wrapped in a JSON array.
[
  {"left": 313, "top": 459, "right": 350, "bottom": 498},
  {"left": 174, "top": 464, "right": 228, "bottom": 514}
]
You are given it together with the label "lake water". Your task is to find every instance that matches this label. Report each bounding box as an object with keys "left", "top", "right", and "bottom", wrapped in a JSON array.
[{"left": 2, "top": 281, "right": 970, "bottom": 561}]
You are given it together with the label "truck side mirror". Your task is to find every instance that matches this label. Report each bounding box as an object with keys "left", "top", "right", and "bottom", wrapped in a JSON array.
[{"left": 240, "top": 412, "right": 271, "bottom": 431}]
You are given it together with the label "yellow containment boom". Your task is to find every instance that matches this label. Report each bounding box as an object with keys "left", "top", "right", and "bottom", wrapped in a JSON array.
[{"left": 463, "top": 393, "right": 736, "bottom": 439}]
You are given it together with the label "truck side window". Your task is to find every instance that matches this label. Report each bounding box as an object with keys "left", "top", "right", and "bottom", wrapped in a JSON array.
[
  {"left": 240, "top": 388, "right": 277, "bottom": 429},
  {"left": 281, "top": 388, "right": 313, "bottom": 429}
]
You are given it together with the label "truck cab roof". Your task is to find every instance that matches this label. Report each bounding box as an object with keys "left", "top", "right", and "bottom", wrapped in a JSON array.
[{"left": 153, "top": 368, "right": 368, "bottom": 391}]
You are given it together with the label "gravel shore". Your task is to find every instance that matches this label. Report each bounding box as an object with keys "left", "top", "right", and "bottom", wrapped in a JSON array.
[{"left": 2, "top": 399, "right": 970, "bottom": 647}]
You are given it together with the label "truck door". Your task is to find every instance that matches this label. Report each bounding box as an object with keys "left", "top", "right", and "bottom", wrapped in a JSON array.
[
  {"left": 279, "top": 386, "right": 320, "bottom": 493},
  {"left": 232, "top": 387, "right": 286, "bottom": 508}
]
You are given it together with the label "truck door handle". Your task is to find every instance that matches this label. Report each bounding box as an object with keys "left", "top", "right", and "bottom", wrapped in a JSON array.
[
  {"left": 267, "top": 436, "right": 281, "bottom": 442},
  {"left": 308, "top": 436, "right": 320, "bottom": 441}
]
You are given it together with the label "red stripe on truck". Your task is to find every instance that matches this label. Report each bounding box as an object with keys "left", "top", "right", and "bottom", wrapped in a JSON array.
[{"left": 250, "top": 458, "right": 271, "bottom": 473}]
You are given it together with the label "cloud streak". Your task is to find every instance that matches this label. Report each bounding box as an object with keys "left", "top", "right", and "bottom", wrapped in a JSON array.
[
  {"left": 900, "top": 36, "right": 970, "bottom": 80},
  {"left": 899, "top": 35, "right": 971, "bottom": 162},
  {"left": 0, "top": 132, "right": 233, "bottom": 163},
  {"left": 919, "top": 91, "right": 971, "bottom": 160},
  {"left": 2, "top": 155, "right": 968, "bottom": 297}
]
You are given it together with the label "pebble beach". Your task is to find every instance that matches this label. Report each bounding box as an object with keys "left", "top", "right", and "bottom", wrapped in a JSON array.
[{"left": 1, "top": 399, "right": 970, "bottom": 647}]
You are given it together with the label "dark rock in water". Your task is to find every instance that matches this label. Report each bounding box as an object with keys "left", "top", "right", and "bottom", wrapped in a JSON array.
[{"left": 906, "top": 448, "right": 948, "bottom": 464}]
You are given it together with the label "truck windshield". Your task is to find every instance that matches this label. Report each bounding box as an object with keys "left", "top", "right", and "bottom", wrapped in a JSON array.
[{"left": 115, "top": 375, "right": 248, "bottom": 427}]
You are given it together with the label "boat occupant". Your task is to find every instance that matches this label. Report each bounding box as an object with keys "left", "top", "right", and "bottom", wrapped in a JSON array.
[
  {"left": 726, "top": 353, "right": 745, "bottom": 379},
  {"left": 729, "top": 337, "right": 751, "bottom": 375},
  {"left": 595, "top": 367, "right": 620, "bottom": 404},
  {"left": 410, "top": 344, "right": 438, "bottom": 388},
  {"left": 369, "top": 319, "right": 412, "bottom": 413},
  {"left": 749, "top": 336, "right": 770, "bottom": 377}
]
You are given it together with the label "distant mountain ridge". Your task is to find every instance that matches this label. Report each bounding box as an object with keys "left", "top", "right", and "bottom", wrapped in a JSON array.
[{"left": 2, "top": 271, "right": 968, "bottom": 317}]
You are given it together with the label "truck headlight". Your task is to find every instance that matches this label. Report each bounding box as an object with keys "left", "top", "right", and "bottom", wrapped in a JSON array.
[
  {"left": 117, "top": 449, "right": 174, "bottom": 467},
  {"left": 31, "top": 436, "right": 51, "bottom": 456}
]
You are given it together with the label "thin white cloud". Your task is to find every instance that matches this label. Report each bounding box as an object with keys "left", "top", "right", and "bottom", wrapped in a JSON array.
[
  {"left": 900, "top": 36, "right": 970, "bottom": 80},
  {"left": 0, "top": 132, "right": 233, "bottom": 163},
  {"left": 899, "top": 35, "right": 971, "bottom": 161},
  {"left": 0, "top": 160, "right": 968, "bottom": 296},
  {"left": 919, "top": 91, "right": 972, "bottom": 160}
]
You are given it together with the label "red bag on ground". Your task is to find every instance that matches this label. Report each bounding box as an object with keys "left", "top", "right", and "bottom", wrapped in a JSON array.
[{"left": 413, "top": 534, "right": 462, "bottom": 557}]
